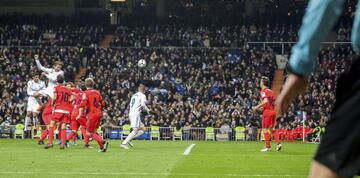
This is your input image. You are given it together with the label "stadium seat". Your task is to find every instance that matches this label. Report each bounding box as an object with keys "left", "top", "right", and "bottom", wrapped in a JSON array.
[
  {"left": 150, "top": 125, "right": 160, "bottom": 141},
  {"left": 172, "top": 127, "right": 182, "bottom": 141},
  {"left": 32, "top": 126, "right": 42, "bottom": 139},
  {"left": 205, "top": 127, "right": 214, "bottom": 141},
  {"left": 14, "top": 124, "right": 25, "bottom": 139},
  {"left": 121, "top": 124, "right": 131, "bottom": 140},
  {"left": 235, "top": 126, "right": 246, "bottom": 141}
]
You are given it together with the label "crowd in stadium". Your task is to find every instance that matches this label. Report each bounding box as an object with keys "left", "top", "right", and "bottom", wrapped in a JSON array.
[
  {"left": 0, "top": 9, "right": 356, "bottom": 141},
  {"left": 110, "top": 24, "right": 300, "bottom": 47},
  {"left": 0, "top": 43, "right": 355, "bottom": 140},
  {"left": 0, "top": 13, "right": 106, "bottom": 46}
]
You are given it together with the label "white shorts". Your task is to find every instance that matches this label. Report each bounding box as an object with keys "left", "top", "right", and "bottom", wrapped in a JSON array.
[
  {"left": 27, "top": 97, "right": 40, "bottom": 113},
  {"left": 38, "top": 87, "right": 54, "bottom": 99},
  {"left": 129, "top": 114, "right": 144, "bottom": 128}
]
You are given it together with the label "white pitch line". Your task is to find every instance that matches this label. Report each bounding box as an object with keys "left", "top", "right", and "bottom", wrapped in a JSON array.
[
  {"left": 183, "top": 143, "right": 196, "bottom": 156},
  {"left": 0, "top": 171, "right": 307, "bottom": 177}
]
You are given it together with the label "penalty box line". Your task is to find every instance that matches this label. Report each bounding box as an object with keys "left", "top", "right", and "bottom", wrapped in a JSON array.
[{"left": 183, "top": 143, "right": 196, "bottom": 156}]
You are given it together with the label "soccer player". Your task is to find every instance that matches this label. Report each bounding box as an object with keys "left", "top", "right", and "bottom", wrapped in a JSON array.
[
  {"left": 275, "top": 1, "right": 360, "bottom": 177},
  {"left": 34, "top": 54, "right": 64, "bottom": 144},
  {"left": 44, "top": 75, "right": 72, "bottom": 149},
  {"left": 252, "top": 76, "right": 281, "bottom": 152},
  {"left": 80, "top": 78, "right": 108, "bottom": 152},
  {"left": 120, "top": 83, "right": 150, "bottom": 150},
  {"left": 37, "top": 97, "right": 52, "bottom": 145},
  {"left": 66, "top": 83, "right": 89, "bottom": 146},
  {"left": 26, "top": 73, "right": 45, "bottom": 137},
  {"left": 35, "top": 54, "right": 64, "bottom": 96}
]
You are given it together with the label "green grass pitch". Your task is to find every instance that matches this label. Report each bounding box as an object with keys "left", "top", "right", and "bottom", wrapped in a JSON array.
[{"left": 0, "top": 139, "right": 318, "bottom": 178}]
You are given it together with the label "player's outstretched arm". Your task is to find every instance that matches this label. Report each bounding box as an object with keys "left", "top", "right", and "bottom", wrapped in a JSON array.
[
  {"left": 275, "top": 74, "right": 307, "bottom": 118},
  {"left": 276, "top": 0, "right": 344, "bottom": 117},
  {"left": 289, "top": 0, "right": 344, "bottom": 76},
  {"left": 34, "top": 54, "right": 53, "bottom": 74}
]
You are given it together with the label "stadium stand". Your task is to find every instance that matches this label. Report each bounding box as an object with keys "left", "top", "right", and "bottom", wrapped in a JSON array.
[{"left": 0, "top": 1, "right": 356, "bottom": 141}]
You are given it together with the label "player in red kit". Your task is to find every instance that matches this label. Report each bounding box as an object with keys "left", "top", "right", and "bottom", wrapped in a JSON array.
[
  {"left": 252, "top": 76, "right": 281, "bottom": 152},
  {"left": 44, "top": 75, "right": 73, "bottom": 149},
  {"left": 36, "top": 98, "right": 52, "bottom": 145},
  {"left": 79, "top": 78, "right": 108, "bottom": 152},
  {"left": 66, "top": 83, "right": 89, "bottom": 146}
]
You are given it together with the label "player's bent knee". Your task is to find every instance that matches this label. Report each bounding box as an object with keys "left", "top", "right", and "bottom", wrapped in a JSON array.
[{"left": 50, "top": 121, "right": 56, "bottom": 127}]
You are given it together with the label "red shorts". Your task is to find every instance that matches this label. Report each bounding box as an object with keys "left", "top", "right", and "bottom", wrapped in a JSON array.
[
  {"left": 52, "top": 112, "right": 71, "bottom": 124},
  {"left": 262, "top": 110, "right": 276, "bottom": 129},
  {"left": 41, "top": 99, "right": 52, "bottom": 125},
  {"left": 86, "top": 112, "right": 102, "bottom": 132},
  {"left": 70, "top": 117, "right": 87, "bottom": 130}
]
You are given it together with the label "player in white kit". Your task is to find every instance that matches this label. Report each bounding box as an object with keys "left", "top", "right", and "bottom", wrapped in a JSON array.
[
  {"left": 34, "top": 54, "right": 64, "bottom": 99},
  {"left": 121, "top": 83, "right": 150, "bottom": 149},
  {"left": 25, "top": 73, "right": 45, "bottom": 134},
  {"left": 32, "top": 54, "right": 64, "bottom": 144}
]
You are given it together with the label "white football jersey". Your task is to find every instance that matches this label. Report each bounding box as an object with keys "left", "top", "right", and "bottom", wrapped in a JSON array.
[
  {"left": 27, "top": 80, "right": 45, "bottom": 97},
  {"left": 36, "top": 59, "right": 64, "bottom": 88},
  {"left": 129, "top": 92, "right": 149, "bottom": 115}
]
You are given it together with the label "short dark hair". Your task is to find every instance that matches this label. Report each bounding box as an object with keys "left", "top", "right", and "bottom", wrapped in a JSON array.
[
  {"left": 32, "top": 72, "right": 40, "bottom": 78},
  {"left": 261, "top": 76, "right": 270, "bottom": 87},
  {"left": 57, "top": 75, "right": 65, "bottom": 84}
]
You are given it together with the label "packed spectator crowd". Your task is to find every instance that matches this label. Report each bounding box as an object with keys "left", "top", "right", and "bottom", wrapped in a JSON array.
[
  {"left": 110, "top": 24, "right": 300, "bottom": 47},
  {"left": 0, "top": 44, "right": 355, "bottom": 141},
  {"left": 0, "top": 24, "right": 104, "bottom": 46},
  {"left": 110, "top": 22, "right": 354, "bottom": 47},
  {"left": 0, "top": 13, "right": 105, "bottom": 46},
  {"left": 0, "top": 9, "right": 356, "bottom": 141}
]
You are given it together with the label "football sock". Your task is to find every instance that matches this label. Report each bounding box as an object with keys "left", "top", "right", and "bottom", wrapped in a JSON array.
[
  {"left": 264, "top": 131, "right": 271, "bottom": 149},
  {"left": 48, "top": 126, "right": 55, "bottom": 145},
  {"left": 133, "top": 130, "right": 144, "bottom": 138},
  {"left": 92, "top": 132, "right": 104, "bottom": 148},
  {"left": 61, "top": 129, "right": 67, "bottom": 146},
  {"left": 40, "top": 129, "right": 49, "bottom": 141},
  {"left": 122, "top": 131, "right": 137, "bottom": 145}
]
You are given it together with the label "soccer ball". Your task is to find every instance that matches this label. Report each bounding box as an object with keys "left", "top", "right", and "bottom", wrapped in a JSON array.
[{"left": 138, "top": 59, "right": 146, "bottom": 68}]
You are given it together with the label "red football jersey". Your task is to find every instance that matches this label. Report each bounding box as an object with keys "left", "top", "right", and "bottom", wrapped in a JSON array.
[
  {"left": 71, "top": 88, "right": 81, "bottom": 95},
  {"left": 80, "top": 89, "right": 105, "bottom": 114},
  {"left": 54, "top": 85, "right": 73, "bottom": 112},
  {"left": 71, "top": 88, "right": 82, "bottom": 107},
  {"left": 69, "top": 88, "right": 81, "bottom": 111},
  {"left": 71, "top": 90, "right": 86, "bottom": 119},
  {"left": 74, "top": 91, "right": 84, "bottom": 107},
  {"left": 260, "top": 88, "right": 275, "bottom": 112}
]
